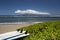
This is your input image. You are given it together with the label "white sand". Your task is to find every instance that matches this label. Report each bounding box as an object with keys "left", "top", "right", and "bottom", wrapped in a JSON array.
[{"left": 0, "top": 22, "right": 43, "bottom": 34}]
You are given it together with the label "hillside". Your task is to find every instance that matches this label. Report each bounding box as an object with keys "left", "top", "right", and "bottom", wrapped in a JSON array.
[{"left": 17, "top": 21, "right": 60, "bottom": 40}]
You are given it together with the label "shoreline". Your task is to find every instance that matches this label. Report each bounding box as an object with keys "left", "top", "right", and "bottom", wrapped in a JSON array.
[
  {"left": 0, "top": 22, "right": 43, "bottom": 25},
  {"left": 0, "top": 22, "right": 43, "bottom": 34}
]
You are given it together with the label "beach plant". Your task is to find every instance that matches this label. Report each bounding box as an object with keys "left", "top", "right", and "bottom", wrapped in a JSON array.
[{"left": 17, "top": 20, "right": 60, "bottom": 40}]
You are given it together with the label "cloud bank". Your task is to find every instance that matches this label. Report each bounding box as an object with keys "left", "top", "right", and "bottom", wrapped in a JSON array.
[{"left": 15, "top": 9, "right": 50, "bottom": 15}]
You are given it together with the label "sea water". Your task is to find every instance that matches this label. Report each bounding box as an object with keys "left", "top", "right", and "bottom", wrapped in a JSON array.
[{"left": 0, "top": 17, "right": 60, "bottom": 23}]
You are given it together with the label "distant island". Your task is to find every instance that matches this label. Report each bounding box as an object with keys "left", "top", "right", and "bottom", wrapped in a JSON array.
[{"left": 0, "top": 14, "right": 60, "bottom": 17}]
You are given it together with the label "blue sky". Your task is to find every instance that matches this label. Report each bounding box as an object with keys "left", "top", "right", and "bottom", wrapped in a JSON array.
[{"left": 0, "top": 0, "right": 60, "bottom": 15}]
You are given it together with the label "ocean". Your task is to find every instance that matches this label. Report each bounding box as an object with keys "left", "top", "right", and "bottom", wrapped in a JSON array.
[{"left": 0, "top": 17, "right": 60, "bottom": 23}]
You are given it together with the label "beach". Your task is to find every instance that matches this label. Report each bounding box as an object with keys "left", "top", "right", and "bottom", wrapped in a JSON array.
[
  {"left": 0, "top": 23, "right": 32, "bottom": 34},
  {"left": 0, "top": 22, "right": 42, "bottom": 34}
]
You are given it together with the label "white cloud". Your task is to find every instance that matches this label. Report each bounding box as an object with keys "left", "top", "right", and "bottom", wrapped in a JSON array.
[{"left": 15, "top": 9, "right": 50, "bottom": 15}]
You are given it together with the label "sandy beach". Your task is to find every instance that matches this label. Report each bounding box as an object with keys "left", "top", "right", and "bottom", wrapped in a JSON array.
[{"left": 0, "top": 23, "right": 35, "bottom": 34}]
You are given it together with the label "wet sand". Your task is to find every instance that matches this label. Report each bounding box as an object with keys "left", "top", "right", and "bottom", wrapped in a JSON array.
[{"left": 0, "top": 23, "right": 34, "bottom": 34}]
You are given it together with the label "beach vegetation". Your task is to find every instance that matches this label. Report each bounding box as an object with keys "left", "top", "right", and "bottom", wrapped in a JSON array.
[{"left": 17, "top": 21, "right": 60, "bottom": 40}]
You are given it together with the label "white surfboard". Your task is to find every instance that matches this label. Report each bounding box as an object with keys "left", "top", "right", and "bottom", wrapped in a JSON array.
[{"left": 0, "top": 31, "right": 29, "bottom": 40}]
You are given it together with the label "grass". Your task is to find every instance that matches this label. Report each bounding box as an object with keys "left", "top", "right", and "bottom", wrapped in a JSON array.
[{"left": 17, "top": 21, "right": 60, "bottom": 40}]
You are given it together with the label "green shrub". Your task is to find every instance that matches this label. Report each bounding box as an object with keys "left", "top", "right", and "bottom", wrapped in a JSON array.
[{"left": 17, "top": 21, "right": 60, "bottom": 40}]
